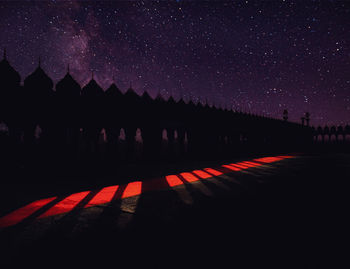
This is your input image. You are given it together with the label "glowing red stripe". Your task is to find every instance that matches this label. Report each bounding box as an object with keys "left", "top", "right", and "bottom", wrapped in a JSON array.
[
  {"left": 204, "top": 168, "right": 223, "bottom": 176},
  {"left": 84, "top": 185, "right": 119, "bottom": 208},
  {"left": 254, "top": 157, "right": 283, "bottom": 163},
  {"left": 165, "top": 175, "right": 184, "bottom": 187},
  {"left": 242, "top": 161, "right": 262, "bottom": 167},
  {"left": 38, "top": 191, "right": 90, "bottom": 219},
  {"left": 192, "top": 170, "right": 212, "bottom": 179},
  {"left": 0, "top": 154, "right": 293, "bottom": 228},
  {"left": 122, "top": 181, "right": 142, "bottom": 198},
  {"left": 223, "top": 164, "right": 242, "bottom": 171},
  {"left": 0, "top": 197, "right": 56, "bottom": 228},
  {"left": 180, "top": 172, "right": 199, "bottom": 182},
  {"left": 234, "top": 163, "right": 251, "bottom": 168}
]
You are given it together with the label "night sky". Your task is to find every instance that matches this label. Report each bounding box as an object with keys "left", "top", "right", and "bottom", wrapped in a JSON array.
[{"left": 0, "top": 0, "right": 349, "bottom": 127}]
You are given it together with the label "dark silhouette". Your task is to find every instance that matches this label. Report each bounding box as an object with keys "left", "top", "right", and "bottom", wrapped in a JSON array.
[{"left": 0, "top": 52, "right": 348, "bottom": 177}]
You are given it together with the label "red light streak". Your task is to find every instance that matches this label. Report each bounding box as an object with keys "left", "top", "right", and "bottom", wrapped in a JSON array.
[
  {"left": 231, "top": 163, "right": 251, "bottom": 168},
  {"left": 0, "top": 197, "right": 56, "bottom": 228},
  {"left": 84, "top": 185, "right": 119, "bottom": 208},
  {"left": 0, "top": 154, "right": 294, "bottom": 228},
  {"left": 38, "top": 191, "right": 90, "bottom": 219},
  {"left": 223, "top": 164, "right": 242, "bottom": 171},
  {"left": 204, "top": 168, "right": 223, "bottom": 176},
  {"left": 165, "top": 175, "right": 185, "bottom": 187},
  {"left": 180, "top": 172, "right": 200, "bottom": 182},
  {"left": 192, "top": 170, "right": 212, "bottom": 179},
  {"left": 122, "top": 181, "right": 142, "bottom": 199}
]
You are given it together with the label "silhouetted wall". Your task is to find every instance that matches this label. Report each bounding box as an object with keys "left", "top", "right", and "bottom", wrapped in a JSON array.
[{"left": 0, "top": 57, "right": 320, "bottom": 174}]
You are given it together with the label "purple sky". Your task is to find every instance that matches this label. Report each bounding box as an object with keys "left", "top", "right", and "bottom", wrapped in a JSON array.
[{"left": 0, "top": 0, "right": 349, "bottom": 127}]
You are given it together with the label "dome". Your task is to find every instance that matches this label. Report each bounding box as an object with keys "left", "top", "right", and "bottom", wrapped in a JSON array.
[
  {"left": 81, "top": 78, "right": 103, "bottom": 97},
  {"left": 56, "top": 72, "right": 81, "bottom": 98},
  {"left": 0, "top": 51, "right": 20, "bottom": 86},
  {"left": 141, "top": 90, "right": 152, "bottom": 100},
  {"left": 167, "top": 95, "right": 176, "bottom": 104},
  {"left": 125, "top": 85, "right": 139, "bottom": 98},
  {"left": 155, "top": 92, "right": 165, "bottom": 102},
  {"left": 105, "top": 82, "right": 122, "bottom": 97},
  {"left": 24, "top": 65, "right": 53, "bottom": 91}
]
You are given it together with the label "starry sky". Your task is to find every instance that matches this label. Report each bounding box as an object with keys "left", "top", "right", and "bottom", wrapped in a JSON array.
[{"left": 0, "top": 0, "right": 349, "bottom": 127}]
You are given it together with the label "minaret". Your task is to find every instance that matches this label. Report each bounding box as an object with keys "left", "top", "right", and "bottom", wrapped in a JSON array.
[
  {"left": 305, "top": 112, "right": 310, "bottom": 126},
  {"left": 283, "top": 109, "right": 288, "bottom": 121}
]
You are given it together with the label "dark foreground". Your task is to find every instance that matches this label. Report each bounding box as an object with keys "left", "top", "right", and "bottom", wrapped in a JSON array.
[{"left": 0, "top": 153, "right": 349, "bottom": 268}]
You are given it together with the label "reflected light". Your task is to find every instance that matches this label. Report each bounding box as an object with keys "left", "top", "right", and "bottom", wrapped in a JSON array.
[
  {"left": 180, "top": 172, "right": 200, "bottom": 182},
  {"left": 223, "top": 164, "right": 242, "bottom": 171},
  {"left": 192, "top": 170, "right": 212, "bottom": 179},
  {"left": 204, "top": 168, "right": 223, "bottom": 176},
  {"left": 165, "top": 175, "right": 184, "bottom": 187},
  {"left": 0, "top": 154, "right": 293, "bottom": 228},
  {"left": 38, "top": 191, "right": 90, "bottom": 219},
  {"left": 85, "top": 185, "right": 119, "bottom": 208},
  {"left": 122, "top": 181, "right": 142, "bottom": 198},
  {"left": 0, "top": 197, "right": 56, "bottom": 228}
]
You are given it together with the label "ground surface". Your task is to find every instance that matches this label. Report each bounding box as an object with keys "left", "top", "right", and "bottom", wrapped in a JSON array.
[{"left": 0, "top": 153, "right": 349, "bottom": 268}]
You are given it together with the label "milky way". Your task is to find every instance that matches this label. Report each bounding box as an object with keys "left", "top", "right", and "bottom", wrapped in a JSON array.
[{"left": 0, "top": 0, "right": 349, "bottom": 126}]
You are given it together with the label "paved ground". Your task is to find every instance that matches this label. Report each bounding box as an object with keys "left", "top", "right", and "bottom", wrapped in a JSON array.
[{"left": 0, "top": 153, "right": 349, "bottom": 268}]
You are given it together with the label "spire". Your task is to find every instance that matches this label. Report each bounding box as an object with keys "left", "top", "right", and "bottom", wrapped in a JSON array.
[
  {"left": 91, "top": 71, "right": 94, "bottom": 80},
  {"left": 3, "top": 48, "right": 6, "bottom": 60},
  {"left": 38, "top": 56, "right": 41, "bottom": 67},
  {"left": 67, "top": 63, "right": 70, "bottom": 74},
  {"left": 129, "top": 81, "right": 132, "bottom": 89}
]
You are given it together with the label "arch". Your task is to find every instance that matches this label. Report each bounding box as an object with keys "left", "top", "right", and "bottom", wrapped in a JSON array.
[
  {"left": 0, "top": 121, "right": 9, "bottom": 134},
  {"left": 135, "top": 128, "right": 143, "bottom": 143},
  {"left": 162, "top": 129, "right": 168, "bottom": 141},
  {"left": 337, "top": 134, "right": 344, "bottom": 141},
  {"left": 119, "top": 128, "right": 126, "bottom": 141},
  {"left": 99, "top": 128, "right": 107, "bottom": 143},
  {"left": 174, "top": 129, "right": 178, "bottom": 140},
  {"left": 34, "top": 125, "right": 42, "bottom": 139},
  {"left": 330, "top": 134, "right": 337, "bottom": 142},
  {"left": 134, "top": 127, "right": 143, "bottom": 159},
  {"left": 323, "top": 134, "right": 329, "bottom": 142}
]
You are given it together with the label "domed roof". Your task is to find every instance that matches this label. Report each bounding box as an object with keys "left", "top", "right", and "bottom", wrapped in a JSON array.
[
  {"left": 81, "top": 78, "right": 103, "bottom": 97},
  {"left": 0, "top": 50, "right": 20, "bottom": 85},
  {"left": 105, "top": 82, "right": 122, "bottom": 97},
  {"left": 125, "top": 84, "right": 139, "bottom": 98},
  {"left": 56, "top": 71, "right": 80, "bottom": 97},
  {"left": 24, "top": 61, "right": 53, "bottom": 90},
  {"left": 141, "top": 90, "right": 152, "bottom": 99},
  {"left": 167, "top": 95, "right": 176, "bottom": 104},
  {"left": 155, "top": 92, "right": 164, "bottom": 102},
  {"left": 177, "top": 97, "right": 185, "bottom": 106}
]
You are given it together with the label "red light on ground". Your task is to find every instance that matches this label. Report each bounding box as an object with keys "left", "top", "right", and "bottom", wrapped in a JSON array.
[
  {"left": 0, "top": 197, "right": 57, "bottom": 228},
  {"left": 192, "top": 170, "right": 212, "bottom": 179},
  {"left": 223, "top": 164, "right": 242, "bottom": 171},
  {"left": 165, "top": 175, "right": 184, "bottom": 187},
  {"left": 204, "top": 168, "right": 223, "bottom": 176},
  {"left": 122, "top": 181, "right": 142, "bottom": 198},
  {"left": 242, "top": 161, "right": 262, "bottom": 167},
  {"left": 0, "top": 154, "right": 294, "bottom": 228},
  {"left": 38, "top": 191, "right": 90, "bottom": 219},
  {"left": 254, "top": 157, "right": 283, "bottom": 163},
  {"left": 232, "top": 163, "right": 251, "bottom": 168},
  {"left": 84, "top": 185, "right": 119, "bottom": 208},
  {"left": 277, "top": 155, "right": 293, "bottom": 159},
  {"left": 180, "top": 172, "right": 200, "bottom": 182}
]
